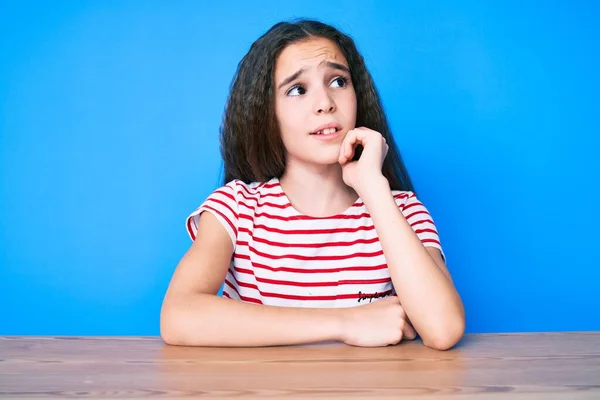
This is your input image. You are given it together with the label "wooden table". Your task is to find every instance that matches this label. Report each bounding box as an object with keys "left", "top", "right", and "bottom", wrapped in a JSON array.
[{"left": 1, "top": 332, "right": 599, "bottom": 399}]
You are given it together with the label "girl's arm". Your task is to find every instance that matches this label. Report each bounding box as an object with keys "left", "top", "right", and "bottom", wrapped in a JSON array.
[
  {"left": 338, "top": 127, "right": 465, "bottom": 351},
  {"left": 360, "top": 176, "right": 465, "bottom": 351},
  {"left": 160, "top": 211, "right": 411, "bottom": 347}
]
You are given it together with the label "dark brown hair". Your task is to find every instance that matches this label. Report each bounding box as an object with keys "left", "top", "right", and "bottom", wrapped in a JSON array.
[{"left": 220, "top": 18, "right": 415, "bottom": 192}]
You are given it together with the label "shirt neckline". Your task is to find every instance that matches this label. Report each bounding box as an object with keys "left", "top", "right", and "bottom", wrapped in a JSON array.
[{"left": 270, "top": 177, "right": 362, "bottom": 220}]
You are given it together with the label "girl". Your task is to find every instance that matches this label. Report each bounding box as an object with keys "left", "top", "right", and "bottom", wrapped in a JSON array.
[{"left": 160, "top": 19, "right": 465, "bottom": 350}]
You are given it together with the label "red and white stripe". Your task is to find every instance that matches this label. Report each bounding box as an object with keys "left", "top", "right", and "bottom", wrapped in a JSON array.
[{"left": 186, "top": 178, "right": 444, "bottom": 308}]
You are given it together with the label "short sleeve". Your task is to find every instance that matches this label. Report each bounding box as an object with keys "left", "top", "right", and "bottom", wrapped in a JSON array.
[
  {"left": 394, "top": 191, "right": 446, "bottom": 261},
  {"left": 185, "top": 181, "right": 239, "bottom": 249}
]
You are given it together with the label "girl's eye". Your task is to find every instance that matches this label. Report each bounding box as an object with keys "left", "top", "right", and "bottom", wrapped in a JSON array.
[
  {"left": 331, "top": 76, "right": 348, "bottom": 88},
  {"left": 286, "top": 76, "right": 349, "bottom": 97},
  {"left": 287, "top": 85, "right": 306, "bottom": 97}
]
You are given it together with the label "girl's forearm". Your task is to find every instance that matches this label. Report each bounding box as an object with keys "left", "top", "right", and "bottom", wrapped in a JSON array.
[
  {"left": 359, "top": 177, "right": 465, "bottom": 350},
  {"left": 161, "top": 293, "right": 344, "bottom": 347}
]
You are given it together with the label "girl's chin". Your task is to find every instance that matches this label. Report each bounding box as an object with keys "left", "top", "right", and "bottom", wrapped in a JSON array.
[{"left": 287, "top": 147, "right": 345, "bottom": 168}]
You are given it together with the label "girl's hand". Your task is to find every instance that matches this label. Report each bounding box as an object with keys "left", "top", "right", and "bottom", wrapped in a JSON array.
[
  {"left": 339, "top": 296, "right": 417, "bottom": 347},
  {"left": 338, "top": 127, "right": 389, "bottom": 192}
]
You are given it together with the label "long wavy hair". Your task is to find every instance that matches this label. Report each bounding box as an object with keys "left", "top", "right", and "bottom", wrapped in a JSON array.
[{"left": 219, "top": 19, "right": 415, "bottom": 192}]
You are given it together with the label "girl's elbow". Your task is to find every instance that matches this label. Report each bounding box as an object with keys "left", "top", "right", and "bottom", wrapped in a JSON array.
[
  {"left": 160, "top": 324, "right": 184, "bottom": 346},
  {"left": 160, "top": 317, "right": 181, "bottom": 346},
  {"left": 424, "top": 317, "right": 465, "bottom": 351},
  {"left": 160, "top": 308, "right": 192, "bottom": 346},
  {"left": 160, "top": 328, "right": 179, "bottom": 346}
]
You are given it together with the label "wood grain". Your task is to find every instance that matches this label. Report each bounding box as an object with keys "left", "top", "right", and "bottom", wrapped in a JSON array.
[{"left": 1, "top": 332, "right": 599, "bottom": 399}]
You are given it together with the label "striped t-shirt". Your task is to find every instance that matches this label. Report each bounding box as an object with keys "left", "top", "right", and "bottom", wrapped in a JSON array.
[{"left": 186, "top": 178, "right": 444, "bottom": 308}]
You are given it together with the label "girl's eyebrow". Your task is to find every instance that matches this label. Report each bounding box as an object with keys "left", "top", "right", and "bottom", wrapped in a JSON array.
[
  {"left": 278, "top": 68, "right": 307, "bottom": 90},
  {"left": 277, "top": 61, "right": 350, "bottom": 90}
]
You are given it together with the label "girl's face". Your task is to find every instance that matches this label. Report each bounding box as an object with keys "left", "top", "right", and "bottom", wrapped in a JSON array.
[{"left": 274, "top": 37, "right": 357, "bottom": 168}]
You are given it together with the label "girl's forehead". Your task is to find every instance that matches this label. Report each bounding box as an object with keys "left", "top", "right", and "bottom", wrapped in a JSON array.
[{"left": 275, "top": 38, "right": 348, "bottom": 76}]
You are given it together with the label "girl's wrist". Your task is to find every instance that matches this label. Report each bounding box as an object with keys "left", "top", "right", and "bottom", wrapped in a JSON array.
[{"left": 354, "top": 174, "right": 390, "bottom": 202}]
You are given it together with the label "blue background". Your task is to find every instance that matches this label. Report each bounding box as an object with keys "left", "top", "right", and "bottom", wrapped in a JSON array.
[{"left": 1, "top": 1, "right": 598, "bottom": 335}]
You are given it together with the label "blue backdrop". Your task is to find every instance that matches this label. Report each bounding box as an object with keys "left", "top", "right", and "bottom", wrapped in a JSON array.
[{"left": 1, "top": 1, "right": 598, "bottom": 335}]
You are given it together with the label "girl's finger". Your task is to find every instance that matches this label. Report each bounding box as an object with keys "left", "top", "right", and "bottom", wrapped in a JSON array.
[
  {"left": 339, "top": 129, "right": 357, "bottom": 163},
  {"left": 403, "top": 322, "right": 417, "bottom": 340},
  {"left": 344, "top": 131, "right": 353, "bottom": 159},
  {"left": 338, "top": 132, "right": 348, "bottom": 163},
  {"left": 347, "top": 130, "right": 367, "bottom": 157},
  {"left": 339, "top": 129, "right": 370, "bottom": 164}
]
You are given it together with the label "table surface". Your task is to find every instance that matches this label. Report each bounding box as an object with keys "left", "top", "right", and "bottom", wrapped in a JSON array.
[{"left": 1, "top": 332, "right": 599, "bottom": 399}]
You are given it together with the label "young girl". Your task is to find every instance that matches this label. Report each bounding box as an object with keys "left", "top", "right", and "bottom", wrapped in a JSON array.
[{"left": 160, "top": 19, "right": 465, "bottom": 350}]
